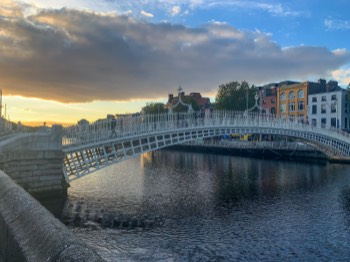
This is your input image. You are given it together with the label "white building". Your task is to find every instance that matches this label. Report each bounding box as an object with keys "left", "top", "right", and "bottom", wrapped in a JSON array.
[{"left": 308, "top": 89, "right": 350, "bottom": 131}]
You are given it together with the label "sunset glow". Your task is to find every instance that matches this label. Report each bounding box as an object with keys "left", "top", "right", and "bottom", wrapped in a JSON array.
[{"left": 1, "top": 0, "right": 349, "bottom": 124}]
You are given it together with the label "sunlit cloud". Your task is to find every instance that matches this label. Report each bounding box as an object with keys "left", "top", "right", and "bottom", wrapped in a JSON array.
[
  {"left": 171, "top": 5, "right": 181, "bottom": 16},
  {"left": 140, "top": 10, "right": 154, "bottom": 18},
  {"left": 1, "top": 0, "right": 349, "bottom": 105},
  {"left": 331, "top": 67, "right": 350, "bottom": 87}
]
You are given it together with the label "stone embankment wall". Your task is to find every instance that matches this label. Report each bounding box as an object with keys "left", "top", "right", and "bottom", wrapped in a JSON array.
[
  {"left": 0, "top": 126, "right": 68, "bottom": 198},
  {"left": 0, "top": 170, "right": 104, "bottom": 262}
]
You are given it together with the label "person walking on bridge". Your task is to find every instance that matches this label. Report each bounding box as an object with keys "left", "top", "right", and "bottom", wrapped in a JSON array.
[{"left": 110, "top": 116, "right": 117, "bottom": 138}]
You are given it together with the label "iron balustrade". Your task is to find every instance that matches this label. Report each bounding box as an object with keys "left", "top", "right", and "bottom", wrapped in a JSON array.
[{"left": 61, "top": 111, "right": 350, "bottom": 182}]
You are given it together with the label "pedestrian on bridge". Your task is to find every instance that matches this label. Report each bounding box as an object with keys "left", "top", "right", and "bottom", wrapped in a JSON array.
[{"left": 110, "top": 116, "right": 117, "bottom": 138}]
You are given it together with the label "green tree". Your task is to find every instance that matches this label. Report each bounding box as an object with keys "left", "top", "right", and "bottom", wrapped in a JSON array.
[
  {"left": 215, "top": 81, "right": 257, "bottom": 110},
  {"left": 142, "top": 102, "right": 166, "bottom": 114}
]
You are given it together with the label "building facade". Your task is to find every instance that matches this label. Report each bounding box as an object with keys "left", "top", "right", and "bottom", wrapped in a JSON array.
[
  {"left": 166, "top": 88, "right": 211, "bottom": 111},
  {"left": 258, "top": 79, "right": 349, "bottom": 130},
  {"left": 259, "top": 84, "right": 277, "bottom": 115},
  {"left": 276, "top": 82, "right": 308, "bottom": 122},
  {"left": 308, "top": 89, "right": 350, "bottom": 131}
]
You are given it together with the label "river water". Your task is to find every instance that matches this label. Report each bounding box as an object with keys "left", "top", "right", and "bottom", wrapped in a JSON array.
[{"left": 62, "top": 149, "right": 350, "bottom": 261}]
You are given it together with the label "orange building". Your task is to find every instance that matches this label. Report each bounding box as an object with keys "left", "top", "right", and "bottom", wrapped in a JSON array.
[{"left": 276, "top": 82, "right": 308, "bottom": 122}]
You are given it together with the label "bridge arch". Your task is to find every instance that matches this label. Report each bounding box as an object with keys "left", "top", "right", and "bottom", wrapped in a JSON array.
[{"left": 62, "top": 111, "right": 350, "bottom": 182}]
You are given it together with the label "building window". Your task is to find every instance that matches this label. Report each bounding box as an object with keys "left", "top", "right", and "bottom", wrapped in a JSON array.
[
  {"left": 331, "top": 94, "right": 337, "bottom": 101},
  {"left": 312, "top": 97, "right": 317, "bottom": 102},
  {"left": 346, "top": 94, "right": 348, "bottom": 101},
  {"left": 289, "top": 91, "right": 295, "bottom": 99},
  {"left": 321, "top": 118, "right": 326, "bottom": 127},
  {"left": 298, "top": 101, "right": 304, "bottom": 111},
  {"left": 271, "top": 107, "right": 276, "bottom": 114},
  {"left": 298, "top": 90, "right": 304, "bottom": 98},
  {"left": 312, "top": 119, "right": 317, "bottom": 127},
  {"left": 331, "top": 118, "right": 336, "bottom": 127},
  {"left": 280, "top": 103, "right": 286, "bottom": 112},
  {"left": 280, "top": 93, "right": 286, "bottom": 101},
  {"left": 345, "top": 103, "right": 348, "bottom": 113},
  {"left": 271, "top": 98, "right": 275, "bottom": 104},
  {"left": 288, "top": 102, "right": 295, "bottom": 112},
  {"left": 321, "top": 104, "right": 327, "bottom": 114},
  {"left": 312, "top": 105, "right": 317, "bottom": 114},
  {"left": 345, "top": 117, "right": 348, "bottom": 129},
  {"left": 331, "top": 102, "right": 336, "bottom": 113},
  {"left": 322, "top": 96, "right": 326, "bottom": 102},
  {"left": 298, "top": 114, "right": 304, "bottom": 122}
]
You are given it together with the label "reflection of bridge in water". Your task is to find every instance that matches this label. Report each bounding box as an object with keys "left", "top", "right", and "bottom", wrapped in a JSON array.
[{"left": 62, "top": 111, "right": 350, "bottom": 182}]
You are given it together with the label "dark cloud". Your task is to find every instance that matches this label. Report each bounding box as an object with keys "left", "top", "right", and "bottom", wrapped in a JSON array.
[{"left": 0, "top": 7, "right": 349, "bottom": 102}]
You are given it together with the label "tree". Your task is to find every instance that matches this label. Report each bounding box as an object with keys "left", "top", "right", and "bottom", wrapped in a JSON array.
[
  {"left": 215, "top": 81, "right": 257, "bottom": 111},
  {"left": 142, "top": 102, "right": 166, "bottom": 114}
]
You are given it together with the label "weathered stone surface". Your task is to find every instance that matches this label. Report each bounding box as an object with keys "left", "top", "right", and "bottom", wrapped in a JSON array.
[
  {"left": 0, "top": 171, "right": 104, "bottom": 262},
  {"left": 0, "top": 172, "right": 17, "bottom": 198},
  {"left": 0, "top": 132, "right": 67, "bottom": 198}
]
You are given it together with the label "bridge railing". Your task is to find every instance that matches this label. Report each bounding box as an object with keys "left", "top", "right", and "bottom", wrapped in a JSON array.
[{"left": 62, "top": 111, "right": 350, "bottom": 150}]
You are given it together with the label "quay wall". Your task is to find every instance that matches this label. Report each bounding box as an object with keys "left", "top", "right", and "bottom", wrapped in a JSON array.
[
  {"left": 168, "top": 143, "right": 328, "bottom": 161},
  {"left": 0, "top": 126, "right": 68, "bottom": 199},
  {"left": 0, "top": 170, "right": 104, "bottom": 262}
]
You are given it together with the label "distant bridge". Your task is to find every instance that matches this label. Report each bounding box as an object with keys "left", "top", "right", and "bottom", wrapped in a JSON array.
[{"left": 62, "top": 111, "right": 350, "bottom": 182}]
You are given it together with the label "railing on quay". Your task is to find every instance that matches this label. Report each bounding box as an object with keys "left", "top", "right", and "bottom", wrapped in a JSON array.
[
  {"left": 62, "top": 110, "right": 350, "bottom": 151},
  {"left": 187, "top": 140, "right": 315, "bottom": 151},
  {"left": 0, "top": 120, "right": 50, "bottom": 142}
]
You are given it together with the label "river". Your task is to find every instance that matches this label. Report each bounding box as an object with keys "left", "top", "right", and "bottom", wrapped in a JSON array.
[{"left": 62, "top": 149, "right": 350, "bottom": 261}]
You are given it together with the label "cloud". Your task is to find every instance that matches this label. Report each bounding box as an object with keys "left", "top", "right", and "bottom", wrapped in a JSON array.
[
  {"left": 140, "top": 10, "right": 154, "bottom": 18},
  {"left": 171, "top": 5, "right": 181, "bottom": 16},
  {"left": 331, "top": 67, "right": 350, "bottom": 87},
  {"left": 204, "top": 1, "right": 302, "bottom": 17},
  {"left": 0, "top": 3, "right": 349, "bottom": 103},
  {"left": 325, "top": 18, "right": 350, "bottom": 30}
]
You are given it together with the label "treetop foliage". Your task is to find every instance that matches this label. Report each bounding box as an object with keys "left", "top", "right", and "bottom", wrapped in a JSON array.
[
  {"left": 215, "top": 81, "right": 257, "bottom": 110},
  {"left": 142, "top": 102, "right": 166, "bottom": 114}
]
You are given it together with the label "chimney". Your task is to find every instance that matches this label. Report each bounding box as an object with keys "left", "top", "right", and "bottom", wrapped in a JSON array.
[
  {"left": 318, "top": 78, "right": 326, "bottom": 87},
  {"left": 168, "top": 93, "right": 173, "bottom": 102}
]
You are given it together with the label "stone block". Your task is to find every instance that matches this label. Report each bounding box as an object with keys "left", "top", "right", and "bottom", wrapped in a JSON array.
[
  {"left": 0, "top": 172, "right": 103, "bottom": 261},
  {"left": 32, "top": 169, "right": 62, "bottom": 177},
  {"left": 0, "top": 187, "right": 34, "bottom": 224},
  {"left": 29, "top": 180, "right": 62, "bottom": 189},
  {"left": 4, "top": 229, "right": 26, "bottom": 262},
  {"left": 4, "top": 164, "right": 38, "bottom": 173},
  {"left": 36, "top": 163, "right": 63, "bottom": 171},
  {"left": 44, "top": 150, "right": 64, "bottom": 159},
  {"left": 0, "top": 171, "right": 18, "bottom": 198},
  {"left": 38, "top": 175, "right": 63, "bottom": 182},
  {"left": 5, "top": 171, "right": 33, "bottom": 179},
  {"left": 0, "top": 151, "right": 45, "bottom": 162},
  {"left": 0, "top": 215, "right": 8, "bottom": 259}
]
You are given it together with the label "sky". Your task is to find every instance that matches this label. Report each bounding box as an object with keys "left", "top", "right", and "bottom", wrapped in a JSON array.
[{"left": 1, "top": 0, "right": 350, "bottom": 125}]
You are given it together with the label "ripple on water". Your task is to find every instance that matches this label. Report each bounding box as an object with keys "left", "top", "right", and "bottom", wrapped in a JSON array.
[{"left": 64, "top": 151, "right": 350, "bottom": 261}]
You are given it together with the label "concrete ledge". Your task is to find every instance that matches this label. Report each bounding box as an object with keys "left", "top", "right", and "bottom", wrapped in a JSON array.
[{"left": 0, "top": 170, "right": 104, "bottom": 262}]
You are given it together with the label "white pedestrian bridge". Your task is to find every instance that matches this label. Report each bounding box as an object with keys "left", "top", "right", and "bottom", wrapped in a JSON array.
[{"left": 62, "top": 111, "right": 350, "bottom": 182}]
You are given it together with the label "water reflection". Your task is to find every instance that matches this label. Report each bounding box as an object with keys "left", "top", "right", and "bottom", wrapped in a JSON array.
[{"left": 63, "top": 150, "right": 350, "bottom": 261}]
